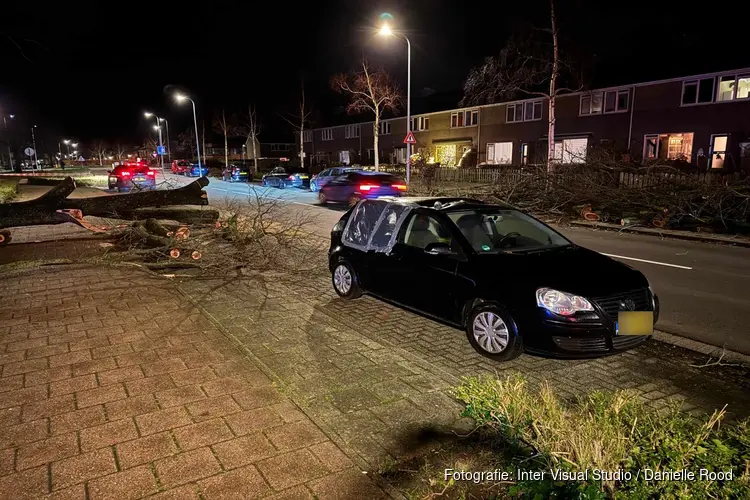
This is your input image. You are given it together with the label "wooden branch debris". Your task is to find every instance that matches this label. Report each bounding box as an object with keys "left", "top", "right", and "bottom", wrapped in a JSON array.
[{"left": 0, "top": 176, "right": 213, "bottom": 232}]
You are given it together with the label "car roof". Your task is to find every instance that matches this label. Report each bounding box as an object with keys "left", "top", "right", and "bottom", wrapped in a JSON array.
[{"left": 375, "top": 196, "right": 515, "bottom": 211}]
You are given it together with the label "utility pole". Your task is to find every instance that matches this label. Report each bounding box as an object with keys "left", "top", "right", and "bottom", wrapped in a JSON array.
[{"left": 31, "top": 125, "right": 39, "bottom": 169}]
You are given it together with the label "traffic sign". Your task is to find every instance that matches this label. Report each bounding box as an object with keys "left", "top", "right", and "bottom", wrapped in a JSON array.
[
  {"left": 403, "top": 131, "right": 416, "bottom": 144},
  {"left": 157, "top": 146, "right": 166, "bottom": 155},
  {"left": 24, "top": 147, "right": 35, "bottom": 157}
]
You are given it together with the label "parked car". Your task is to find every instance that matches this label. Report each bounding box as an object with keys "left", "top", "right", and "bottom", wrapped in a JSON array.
[
  {"left": 171, "top": 159, "right": 191, "bottom": 175},
  {"left": 328, "top": 197, "right": 659, "bottom": 361},
  {"left": 108, "top": 162, "right": 157, "bottom": 192},
  {"left": 186, "top": 162, "right": 208, "bottom": 177},
  {"left": 227, "top": 163, "right": 252, "bottom": 182},
  {"left": 261, "top": 166, "right": 310, "bottom": 188},
  {"left": 318, "top": 171, "right": 407, "bottom": 207},
  {"left": 310, "top": 167, "right": 359, "bottom": 192}
]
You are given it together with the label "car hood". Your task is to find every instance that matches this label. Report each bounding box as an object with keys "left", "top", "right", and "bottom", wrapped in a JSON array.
[{"left": 473, "top": 245, "right": 648, "bottom": 298}]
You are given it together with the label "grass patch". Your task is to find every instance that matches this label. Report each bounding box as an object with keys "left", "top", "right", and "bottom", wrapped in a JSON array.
[
  {"left": 0, "top": 178, "right": 19, "bottom": 203},
  {"left": 73, "top": 175, "right": 109, "bottom": 188},
  {"left": 450, "top": 374, "right": 750, "bottom": 499}
]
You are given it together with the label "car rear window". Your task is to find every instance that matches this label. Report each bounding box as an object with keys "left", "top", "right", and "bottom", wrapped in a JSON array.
[{"left": 355, "top": 173, "right": 398, "bottom": 183}]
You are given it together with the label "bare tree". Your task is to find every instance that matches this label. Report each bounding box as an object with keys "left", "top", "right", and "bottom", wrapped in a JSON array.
[
  {"left": 331, "top": 59, "right": 402, "bottom": 170},
  {"left": 213, "top": 110, "right": 239, "bottom": 170},
  {"left": 462, "top": 0, "right": 578, "bottom": 170},
  {"left": 90, "top": 141, "right": 110, "bottom": 166},
  {"left": 281, "top": 81, "right": 312, "bottom": 169},
  {"left": 175, "top": 129, "right": 195, "bottom": 157},
  {"left": 115, "top": 143, "right": 128, "bottom": 161},
  {"left": 238, "top": 105, "right": 262, "bottom": 174}
]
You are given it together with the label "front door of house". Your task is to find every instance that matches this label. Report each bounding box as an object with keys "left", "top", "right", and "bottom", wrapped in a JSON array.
[{"left": 710, "top": 135, "right": 728, "bottom": 169}]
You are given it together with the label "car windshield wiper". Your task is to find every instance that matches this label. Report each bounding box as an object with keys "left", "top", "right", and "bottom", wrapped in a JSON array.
[{"left": 511, "top": 245, "right": 573, "bottom": 255}]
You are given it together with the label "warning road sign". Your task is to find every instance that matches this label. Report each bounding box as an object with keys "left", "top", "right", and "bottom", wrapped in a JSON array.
[{"left": 403, "top": 131, "right": 416, "bottom": 144}]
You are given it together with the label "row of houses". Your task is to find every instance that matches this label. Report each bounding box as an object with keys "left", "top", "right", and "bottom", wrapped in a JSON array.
[{"left": 298, "top": 67, "right": 750, "bottom": 171}]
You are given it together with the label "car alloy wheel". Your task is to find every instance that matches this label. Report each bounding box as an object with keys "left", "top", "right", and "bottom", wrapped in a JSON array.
[
  {"left": 310, "top": 181, "right": 317, "bottom": 192},
  {"left": 331, "top": 261, "right": 362, "bottom": 299},
  {"left": 318, "top": 191, "right": 327, "bottom": 205},
  {"left": 472, "top": 311, "right": 509, "bottom": 354},
  {"left": 465, "top": 305, "right": 523, "bottom": 361}
]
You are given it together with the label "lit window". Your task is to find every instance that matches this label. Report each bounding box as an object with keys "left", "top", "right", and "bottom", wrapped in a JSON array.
[
  {"left": 412, "top": 116, "right": 429, "bottom": 131},
  {"left": 738, "top": 77, "right": 750, "bottom": 99}
]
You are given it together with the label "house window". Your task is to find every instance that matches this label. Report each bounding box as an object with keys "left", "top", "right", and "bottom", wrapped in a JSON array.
[
  {"left": 339, "top": 150, "right": 350, "bottom": 165},
  {"left": 322, "top": 128, "right": 333, "bottom": 141},
  {"left": 303, "top": 130, "right": 312, "bottom": 142},
  {"left": 682, "top": 78, "right": 715, "bottom": 105},
  {"left": 716, "top": 74, "right": 750, "bottom": 101},
  {"left": 451, "top": 110, "right": 479, "bottom": 128},
  {"left": 552, "top": 138, "right": 588, "bottom": 164},
  {"left": 270, "top": 144, "right": 290, "bottom": 152},
  {"left": 642, "top": 133, "right": 694, "bottom": 161},
  {"left": 345, "top": 125, "right": 360, "bottom": 139},
  {"left": 486, "top": 142, "right": 513, "bottom": 165},
  {"left": 412, "top": 116, "right": 429, "bottom": 131},
  {"left": 581, "top": 89, "right": 628, "bottom": 115},
  {"left": 506, "top": 100, "right": 542, "bottom": 123},
  {"left": 379, "top": 120, "right": 391, "bottom": 135}
]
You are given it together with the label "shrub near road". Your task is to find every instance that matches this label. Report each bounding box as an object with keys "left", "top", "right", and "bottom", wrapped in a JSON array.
[
  {"left": 0, "top": 178, "right": 18, "bottom": 203},
  {"left": 453, "top": 375, "right": 750, "bottom": 499}
]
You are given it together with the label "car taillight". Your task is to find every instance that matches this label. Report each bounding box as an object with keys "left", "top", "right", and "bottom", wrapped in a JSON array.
[
  {"left": 288, "top": 175, "right": 295, "bottom": 180},
  {"left": 121, "top": 171, "right": 131, "bottom": 177},
  {"left": 393, "top": 183, "right": 407, "bottom": 191},
  {"left": 358, "top": 184, "right": 378, "bottom": 191}
]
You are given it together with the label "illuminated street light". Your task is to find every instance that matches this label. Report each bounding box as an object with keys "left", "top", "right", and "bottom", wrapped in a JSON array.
[
  {"left": 144, "top": 111, "right": 165, "bottom": 171},
  {"left": 174, "top": 93, "right": 202, "bottom": 168},
  {"left": 379, "top": 19, "right": 412, "bottom": 183}
]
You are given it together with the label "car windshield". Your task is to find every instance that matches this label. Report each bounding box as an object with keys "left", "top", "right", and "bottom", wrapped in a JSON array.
[{"left": 447, "top": 209, "right": 571, "bottom": 253}]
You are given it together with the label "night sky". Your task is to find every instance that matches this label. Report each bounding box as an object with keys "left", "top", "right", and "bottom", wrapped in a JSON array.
[{"left": 3, "top": 0, "right": 750, "bottom": 156}]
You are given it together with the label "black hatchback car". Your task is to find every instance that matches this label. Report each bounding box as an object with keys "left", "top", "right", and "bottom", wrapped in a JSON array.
[
  {"left": 261, "top": 166, "right": 310, "bottom": 189},
  {"left": 328, "top": 197, "right": 659, "bottom": 361}
]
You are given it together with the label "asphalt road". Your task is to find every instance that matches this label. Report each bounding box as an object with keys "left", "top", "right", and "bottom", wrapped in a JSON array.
[{"left": 178, "top": 174, "right": 750, "bottom": 355}]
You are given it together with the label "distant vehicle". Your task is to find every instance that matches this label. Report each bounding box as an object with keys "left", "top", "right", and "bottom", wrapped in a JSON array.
[
  {"left": 310, "top": 167, "right": 360, "bottom": 192},
  {"left": 261, "top": 166, "right": 310, "bottom": 189},
  {"left": 186, "top": 162, "right": 209, "bottom": 177},
  {"left": 171, "top": 159, "right": 191, "bottom": 175},
  {"left": 328, "top": 197, "right": 660, "bottom": 361},
  {"left": 228, "top": 163, "right": 252, "bottom": 182},
  {"left": 108, "top": 161, "right": 156, "bottom": 192},
  {"left": 318, "top": 171, "right": 407, "bottom": 207}
]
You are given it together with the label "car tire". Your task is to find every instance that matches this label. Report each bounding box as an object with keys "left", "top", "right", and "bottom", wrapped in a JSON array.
[
  {"left": 465, "top": 305, "right": 523, "bottom": 361},
  {"left": 331, "top": 260, "right": 362, "bottom": 299},
  {"left": 318, "top": 191, "right": 328, "bottom": 205},
  {"left": 348, "top": 194, "right": 361, "bottom": 208},
  {"left": 310, "top": 181, "right": 317, "bottom": 192},
  {"left": 278, "top": 182, "right": 285, "bottom": 190}
]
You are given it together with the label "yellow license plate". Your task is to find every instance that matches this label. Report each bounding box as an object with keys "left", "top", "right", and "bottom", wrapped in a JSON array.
[
  {"left": 298, "top": 175, "right": 308, "bottom": 179},
  {"left": 616, "top": 311, "right": 654, "bottom": 335}
]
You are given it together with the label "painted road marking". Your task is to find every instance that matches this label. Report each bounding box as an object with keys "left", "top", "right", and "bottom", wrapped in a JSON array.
[{"left": 601, "top": 253, "right": 693, "bottom": 270}]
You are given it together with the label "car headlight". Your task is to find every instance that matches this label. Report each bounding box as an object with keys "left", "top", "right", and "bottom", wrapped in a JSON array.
[{"left": 536, "top": 287, "right": 594, "bottom": 316}]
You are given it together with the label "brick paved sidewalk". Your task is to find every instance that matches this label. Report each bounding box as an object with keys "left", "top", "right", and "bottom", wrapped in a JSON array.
[{"left": 0, "top": 265, "right": 387, "bottom": 499}]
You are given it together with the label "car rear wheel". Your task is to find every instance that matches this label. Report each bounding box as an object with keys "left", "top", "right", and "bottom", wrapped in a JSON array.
[
  {"left": 466, "top": 305, "right": 523, "bottom": 361},
  {"left": 278, "top": 181, "right": 285, "bottom": 190},
  {"left": 318, "top": 191, "right": 327, "bottom": 205},
  {"left": 332, "top": 261, "right": 362, "bottom": 299}
]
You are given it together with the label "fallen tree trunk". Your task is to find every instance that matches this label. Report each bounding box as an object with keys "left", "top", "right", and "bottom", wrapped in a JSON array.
[{"left": 0, "top": 177, "right": 210, "bottom": 230}]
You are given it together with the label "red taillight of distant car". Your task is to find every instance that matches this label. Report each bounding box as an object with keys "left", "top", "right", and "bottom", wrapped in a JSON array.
[
  {"left": 358, "top": 184, "right": 379, "bottom": 191},
  {"left": 121, "top": 170, "right": 131, "bottom": 177},
  {"left": 288, "top": 175, "right": 295, "bottom": 180},
  {"left": 393, "top": 183, "right": 407, "bottom": 191}
]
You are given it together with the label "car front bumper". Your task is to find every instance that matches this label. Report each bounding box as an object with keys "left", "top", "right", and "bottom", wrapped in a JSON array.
[{"left": 521, "top": 291, "right": 659, "bottom": 358}]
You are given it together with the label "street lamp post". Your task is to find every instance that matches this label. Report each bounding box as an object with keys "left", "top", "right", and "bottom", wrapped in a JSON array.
[
  {"left": 174, "top": 94, "right": 202, "bottom": 168},
  {"left": 3, "top": 114, "right": 14, "bottom": 170},
  {"left": 379, "top": 23, "right": 412, "bottom": 184},
  {"left": 31, "top": 125, "right": 39, "bottom": 170},
  {"left": 144, "top": 112, "right": 165, "bottom": 171},
  {"left": 63, "top": 139, "right": 71, "bottom": 158},
  {"left": 160, "top": 118, "right": 171, "bottom": 163}
]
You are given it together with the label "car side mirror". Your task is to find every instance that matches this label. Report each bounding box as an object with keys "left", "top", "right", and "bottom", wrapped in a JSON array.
[{"left": 424, "top": 242, "right": 454, "bottom": 256}]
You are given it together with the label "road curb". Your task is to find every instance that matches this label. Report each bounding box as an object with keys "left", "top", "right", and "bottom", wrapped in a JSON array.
[
  {"left": 568, "top": 220, "right": 750, "bottom": 247},
  {"left": 653, "top": 330, "right": 750, "bottom": 366}
]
